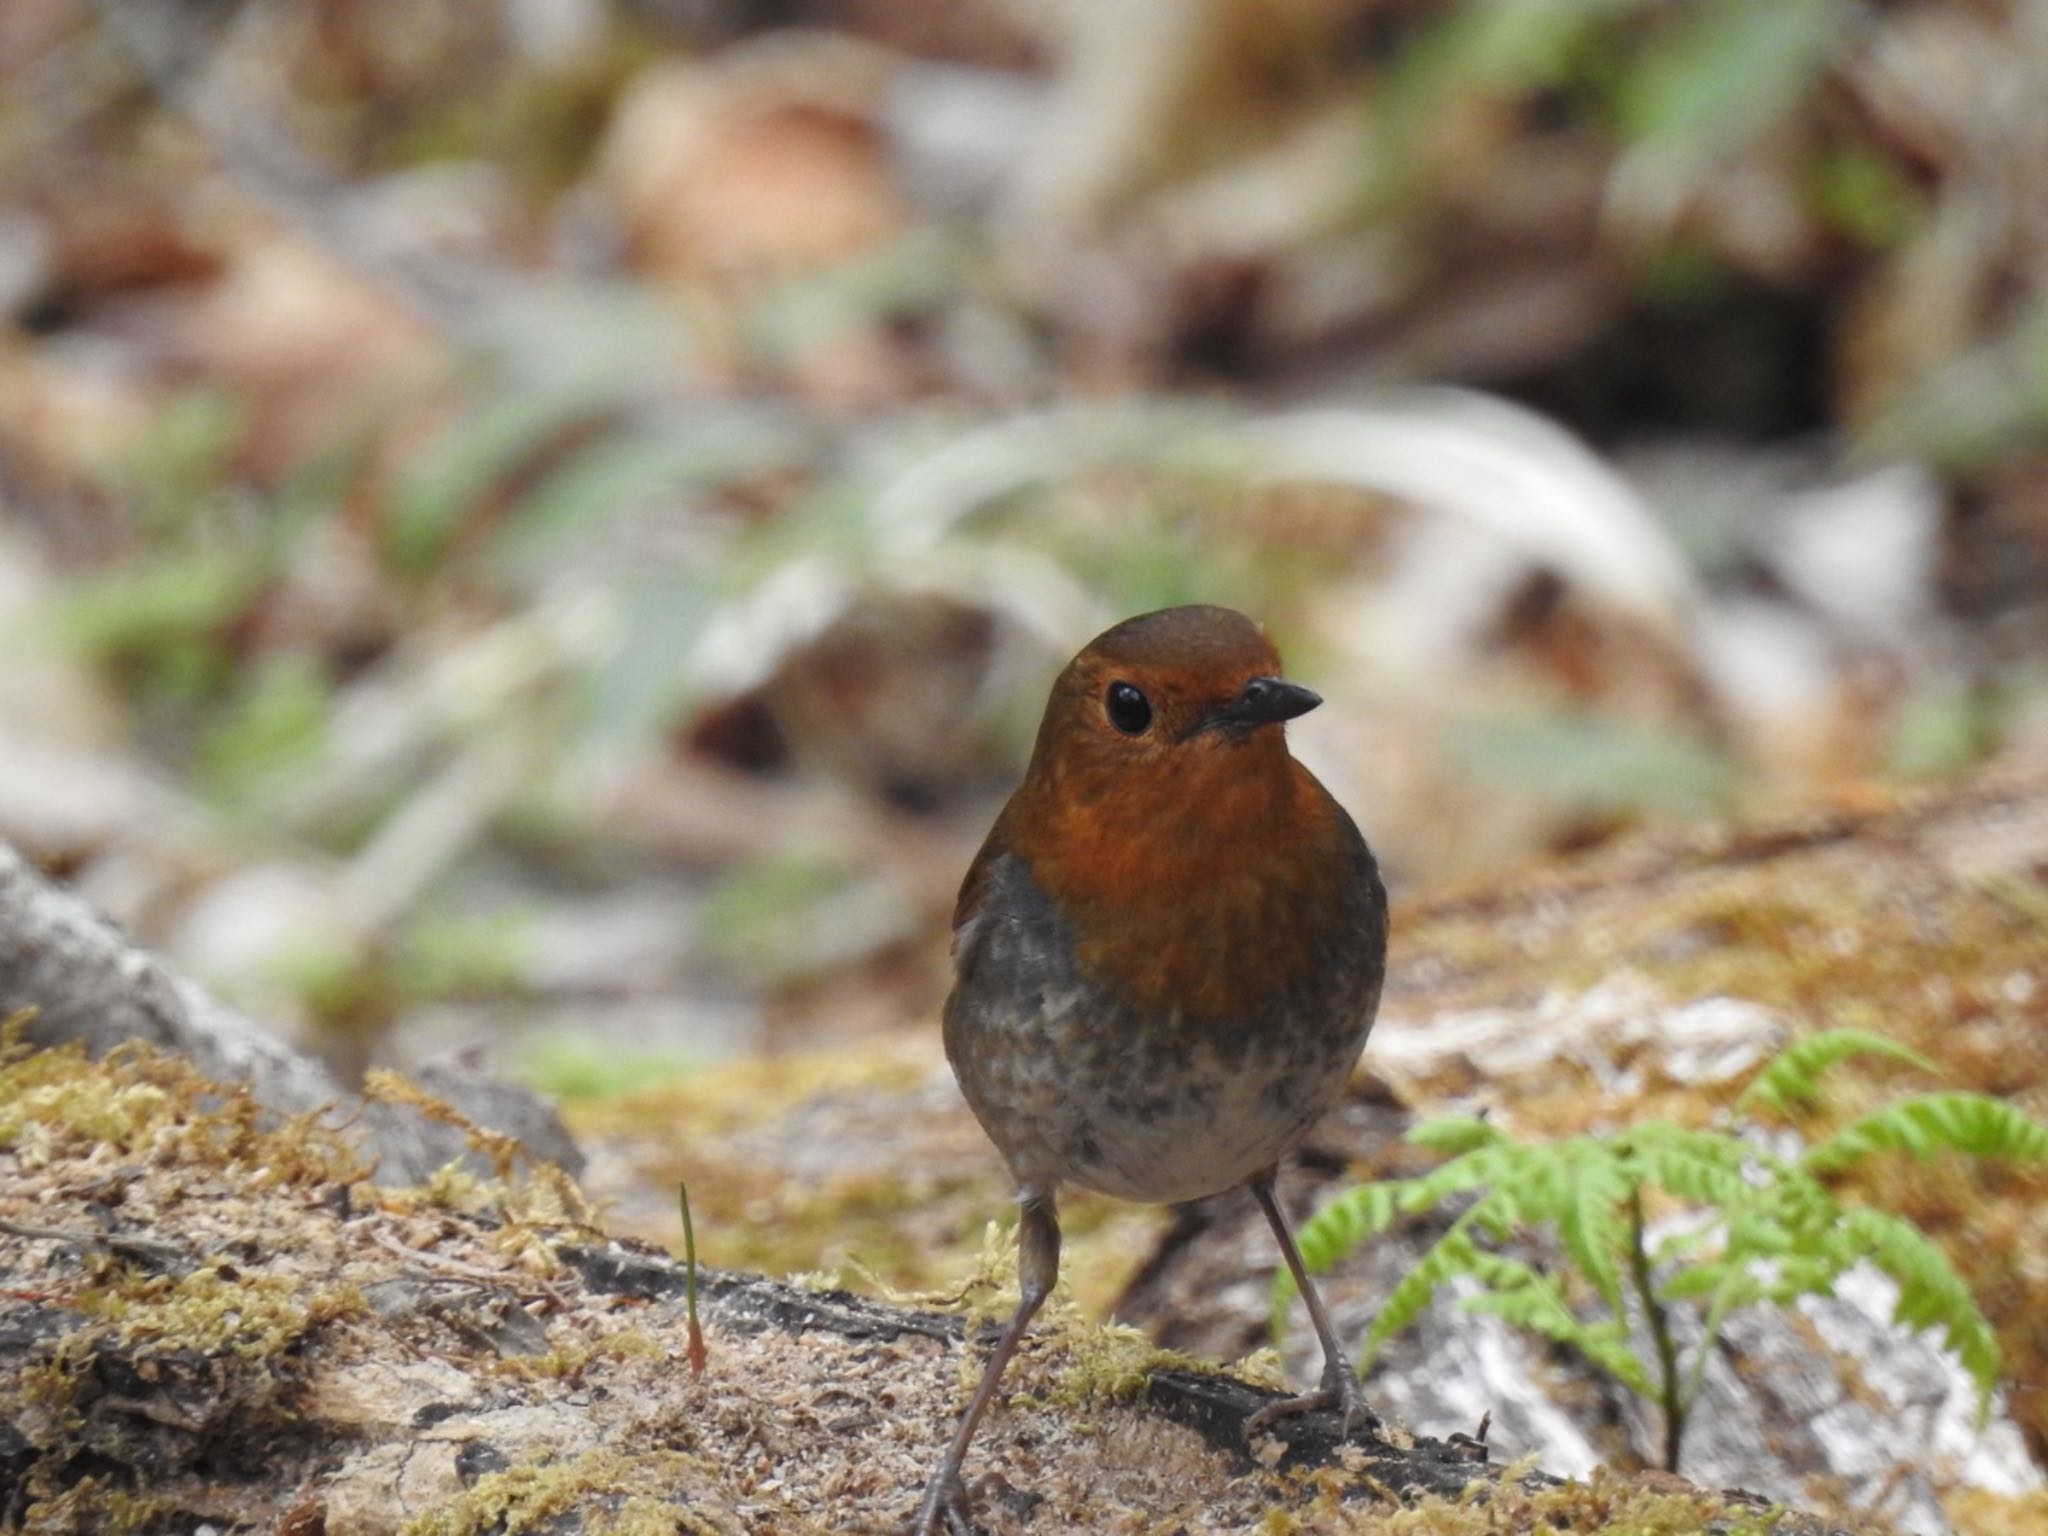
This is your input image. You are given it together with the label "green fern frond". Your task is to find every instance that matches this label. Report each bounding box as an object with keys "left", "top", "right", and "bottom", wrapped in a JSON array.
[
  {"left": 1737, "top": 1028, "right": 1939, "bottom": 1118},
  {"left": 1459, "top": 1246, "right": 1558, "bottom": 1297},
  {"left": 1619, "top": 1122, "right": 1762, "bottom": 1207},
  {"left": 1553, "top": 1145, "right": 1633, "bottom": 1315},
  {"left": 1838, "top": 1207, "right": 2000, "bottom": 1405},
  {"left": 1660, "top": 1258, "right": 1766, "bottom": 1310},
  {"left": 1460, "top": 1288, "right": 1654, "bottom": 1395},
  {"left": 1648, "top": 1217, "right": 1727, "bottom": 1269},
  {"left": 1494, "top": 1140, "right": 1569, "bottom": 1208},
  {"left": 1393, "top": 1143, "right": 1526, "bottom": 1213},
  {"left": 1749, "top": 1165, "right": 1839, "bottom": 1239},
  {"left": 1359, "top": 1223, "right": 1487, "bottom": 1366},
  {"left": 1759, "top": 1251, "right": 1850, "bottom": 1304},
  {"left": 1804, "top": 1092, "right": 2048, "bottom": 1174},
  {"left": 1271, "top": 1027, "right": 2031, "bottom": 1461},
  {"left": 1406, "top": 1112, "right": 1511, "bottom": 1156},
  {"left": 1296, "top": 1179, "right": 1407, "bottom": 1271},
  {"left": 1710, "top": 1209, "right": 1795, "bottom": 1268},
  {"left": 1453, "top": 1247, "right": 1651, "bottom": 1394},
  {"left": 1461, "top": 1179, "right": 1542, "bottom": 1244},
  {"left": 1470, "top": 1139, "right": 1622, "bottom": 1242}
]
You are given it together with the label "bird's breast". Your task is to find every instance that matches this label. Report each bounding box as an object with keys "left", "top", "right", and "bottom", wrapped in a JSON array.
[
  {"left": 943, "top": 840, "right": 1385, "bottom": 1202},
  {"left": 1027, "top": 764, "right": 1384, "bottom": 1039}
]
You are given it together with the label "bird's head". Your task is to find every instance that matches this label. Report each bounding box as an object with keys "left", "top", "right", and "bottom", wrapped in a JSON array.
[
  {"left": 1026, "top": 605, "right": 1320, "bottom": 790},
  {"left": 979, "top": 604, "right": 1354, "bottom": 1022}
]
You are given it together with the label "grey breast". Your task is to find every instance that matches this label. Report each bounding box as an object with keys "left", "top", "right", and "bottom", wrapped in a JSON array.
[{"left": 942, "top": 852, "right": 1111, "bottom": 1192}]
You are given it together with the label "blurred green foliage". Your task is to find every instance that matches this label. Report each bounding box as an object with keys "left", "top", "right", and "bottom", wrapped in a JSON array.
[
  {"left": 1885, "top": 679, "right": 2022, "bottom": 783},
  {"left": 698, "top": 850, "right": 912, "bottom": 989},
  {"left": 1450, "top": 713, "right": 1742, "bottom": 821},
  {"left": 270, "top": 906, "right": 533, "bottom": 1058},
  {"left": 514, "top": 1032, "right": 700, "bottom": 1101},
  {"left": 51, "top": 548, "right": 262, "bottom": 705},
  {"left": 197, "top": 653, "right": 333, "bottom": 803}
]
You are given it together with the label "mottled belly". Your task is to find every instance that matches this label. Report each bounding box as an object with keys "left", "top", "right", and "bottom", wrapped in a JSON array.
[
  {"left": 952, "top": 1000, "right": 1365, "bottom": 1204},
  {"left": 1064, "top": 1040, "right": 1355, "bottom": 1202}
]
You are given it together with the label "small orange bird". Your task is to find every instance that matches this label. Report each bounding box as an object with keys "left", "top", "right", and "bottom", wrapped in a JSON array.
[{"left": 913, "top": 605, "right": 1388, "bottom": 1533}]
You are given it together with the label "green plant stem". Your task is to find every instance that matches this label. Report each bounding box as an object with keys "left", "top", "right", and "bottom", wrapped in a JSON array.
[
  {"left": 1678, "top": 1270, "right": 1740, "bottom": 1427},
  {"left": 1626, "top": 1189, "right": 1684, "bottom": 1471}
]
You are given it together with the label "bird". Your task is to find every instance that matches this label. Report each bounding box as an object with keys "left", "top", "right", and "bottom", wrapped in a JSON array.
[{"left": 912, "top": 604, "right": 1389, "bottom": 1534}]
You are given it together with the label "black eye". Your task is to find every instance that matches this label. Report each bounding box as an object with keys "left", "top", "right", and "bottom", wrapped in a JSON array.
[{"left": 1105, "top": 681, "right": 1152, "bottom": 736}]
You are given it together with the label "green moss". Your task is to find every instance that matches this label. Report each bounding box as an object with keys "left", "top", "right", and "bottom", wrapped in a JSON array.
[
  {"left": 1051, "top": 1320, "right": 1218, "bottom": 1408},
  {"left": 0, "top": 1037, "right": 375, "bottom": 1514},
  {"left": 4, "top": 1259, "right": 365, "bottom": 1481},
  {"left": 0, "top": 1034, "right": 363, "bottom": 1187},
  {"left": 399, "top": 1448, "right": 717, "bottom": 1536},
  {"left": 1262, "top": 1463, "right": 1819, "bottom": 1533},
  {"left": 19, "top": 1476, "right": 186, "bottom": 1536},
  {"left": 493, "top": 1326, "right": 662, "bottom": 1382},
  {"left": 8, "top": 1338, "right": 93, "bottom": 1441},
  {"left": 75, "top": 1263, "right": 363, "bottom": 1360},
  {"left": 363, "top": 1070, "right": 598, "bottom": 1235},
  {"left": 417, "top": 1158, "right": 502, "bottom": 1215}
]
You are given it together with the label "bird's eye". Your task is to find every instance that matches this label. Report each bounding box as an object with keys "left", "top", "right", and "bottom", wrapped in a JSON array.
[{"left": 1105, "top": 681, "right": 1152, "bottom": 736}]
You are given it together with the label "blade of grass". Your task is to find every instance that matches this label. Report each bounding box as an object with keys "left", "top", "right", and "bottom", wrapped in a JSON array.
[{"left": 679, "top": 1181, "right": 707, "bottom": 1376}]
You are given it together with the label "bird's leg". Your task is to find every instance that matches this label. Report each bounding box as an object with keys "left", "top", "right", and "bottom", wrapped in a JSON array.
[
  {"left": 910, "top": 1192, "right": 1061, "bottom": 1536},
  {"left": 1244, "top": 1171, "right": 1380, "bottom": 1440}
]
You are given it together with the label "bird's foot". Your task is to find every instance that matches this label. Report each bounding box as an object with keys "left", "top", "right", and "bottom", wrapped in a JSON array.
[
  {"left": 1243, "top": 1362, "right": 1381, "bottom": 1442},
  {"left": 908, "top": 1470, "right": 976, "bottom": 1536}
]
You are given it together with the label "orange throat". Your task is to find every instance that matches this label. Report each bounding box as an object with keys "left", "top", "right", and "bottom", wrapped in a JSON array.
[{"left": 1010, "top": 742, "right": 1343, "bottom": 1025}]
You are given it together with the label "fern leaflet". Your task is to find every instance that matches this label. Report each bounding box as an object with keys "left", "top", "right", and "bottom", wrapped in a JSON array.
[
  {"left": 1804, "top": 1091, "right": 2048, "bottom": 1173},
  {"left": 1407, "top": 1112, "right": 1510, "bottom": 1156},
  {"left": 1554, "top": 1145, "right": 1632, "bottom": 1316},
  {"left": 1360, "top": 1222, "right": 1487, "bottom": 1366},
  {"left": 1837, "top": 1206, "right": 2000, "bottom": 1403},
  {"left": 1737, "top": 1027, "right": 1938, "bottom": 1118}
]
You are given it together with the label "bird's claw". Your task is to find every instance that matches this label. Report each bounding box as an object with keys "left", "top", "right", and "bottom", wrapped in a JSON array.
[
  {"left": 1243, "top": 1364, "right": 1380, "bottom": 1443},
  {"left": 908, "top": 1471, "right": 976, "bottom": 1536}
]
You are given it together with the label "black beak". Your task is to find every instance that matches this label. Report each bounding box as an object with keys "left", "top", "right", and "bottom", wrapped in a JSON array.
[{"left": 1185, "top": 676, "right": 1322, "bottom": 739}]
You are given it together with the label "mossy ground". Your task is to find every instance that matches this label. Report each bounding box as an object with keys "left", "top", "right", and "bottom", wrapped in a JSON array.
[
  {"left": 396, "top": 1448, "right": 718, "bottom": 1536},
  {"left": 5, "top": 772, "right": 2036, "bottom": 1533},
  {"left": 0, "top": 1024, "right": 366, "bottom": 1183},
  {"left": 568, "top": 1032, "right": 1169, "bottom": 1316},
  {"left": 0, "top": 1036, "right": 635, "bottom": 1533},
  {"left": 1257, "top": 1464, "right": 1822, "bottom": 1534},
  {"left": 0, "top": 1034, "right": 1790, "bottom": 1534}
]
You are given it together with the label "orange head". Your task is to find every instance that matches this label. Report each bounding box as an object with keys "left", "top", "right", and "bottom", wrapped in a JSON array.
[
  {"left": 966, "top": 605, "right": 1359, "bottom": 1024},
  {"left": 1021, "top": 605, "right": 1319, "bottom": 789}
]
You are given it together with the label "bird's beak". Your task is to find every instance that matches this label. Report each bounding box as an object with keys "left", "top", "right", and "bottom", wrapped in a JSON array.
[{"left": 1185, "top": 676, "right": 1322, "bottom": 739}]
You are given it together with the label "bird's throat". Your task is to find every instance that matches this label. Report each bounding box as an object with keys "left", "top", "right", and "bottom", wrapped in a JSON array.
[{"left": 1012, "top": 746, "right": 1342, "bottom": 1026}]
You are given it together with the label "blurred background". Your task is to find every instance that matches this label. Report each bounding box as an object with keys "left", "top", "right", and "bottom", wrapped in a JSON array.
[
  {"left": 6, "top": 0, "right": 2048, "bottom": 1523},
  {"left": 4, "top": 0, "right": 2043, "bottom": 1081}
]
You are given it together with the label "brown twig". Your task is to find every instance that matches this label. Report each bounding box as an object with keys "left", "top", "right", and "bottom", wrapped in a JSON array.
[{"left": 369, "top": 1225, "right": 571, "bottom": 1306}]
